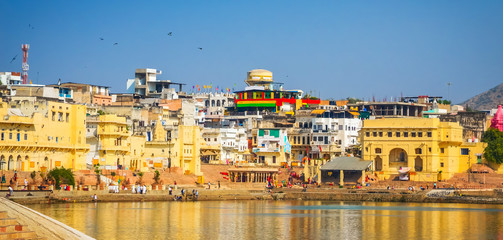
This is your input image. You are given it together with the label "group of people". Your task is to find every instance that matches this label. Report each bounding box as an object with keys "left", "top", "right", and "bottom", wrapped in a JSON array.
[
  {"left": 173, "top": 188, "right": 199, "bottom": 201},
  {"left": 131, "top": 184, "right": 148, "bottom": 194}
]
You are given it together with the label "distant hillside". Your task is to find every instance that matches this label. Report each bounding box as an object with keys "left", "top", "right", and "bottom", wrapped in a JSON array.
[{"left": 459, "top": 83, "right": 503, "bottom": 110}]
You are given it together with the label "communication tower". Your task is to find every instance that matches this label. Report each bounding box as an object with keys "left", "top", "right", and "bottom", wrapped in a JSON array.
[{"left": 21, "top": 44, "right": 30, "bottom": 84}]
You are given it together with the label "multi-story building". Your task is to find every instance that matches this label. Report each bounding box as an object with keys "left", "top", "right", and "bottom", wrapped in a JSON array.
[
  {"left": 0, "top": 72, "right": 22, "bottom": 85},
  {"left": 92, "top": 115, "right": 130, "bottom": 169},
  {"left": 126, "top": 68, "right": 185, "bottom": 98},
  {"left": 0, "top": 99, "right": 88, "bottom": 171},
  {"left": 47, "top": 82, "right": 112, "bottom": 106},
  {"left": 233, "top": 69, "right": 320, "bottom": 114},
  {"left": 361, "top": 118, "right": 486, "bottom": 181},
  {"left": 252, "top": 128, "right": 290, "bottom": 166}
]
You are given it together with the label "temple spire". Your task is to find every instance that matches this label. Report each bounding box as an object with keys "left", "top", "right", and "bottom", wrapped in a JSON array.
[{"left": 491, "top": 105, "right": 503, "bottom": 131}]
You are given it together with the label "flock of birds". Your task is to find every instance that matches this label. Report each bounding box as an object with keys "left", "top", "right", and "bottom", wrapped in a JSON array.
[{"left": 8, "top": 27, "right": 204, "bottom": 64}]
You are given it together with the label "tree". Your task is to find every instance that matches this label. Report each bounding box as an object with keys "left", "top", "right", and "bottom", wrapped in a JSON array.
[
  {"left": 30, "top": 171, "right": 37, "bottom": 184},
  {"left": 482, "top": 128, "right": 503, "bottom": 164},
  {"left": 94, "top": 164, "right": 102, "bottom": 186},
  {"left": 137, "top": 172, "right": 144, "bottom": 185},
  {"left": 153, "top": 170, "right": 160, "bottom": 184},
  {"left": 47, "top": 167, "right": 75, "bottom": 190},
  {"left": 346, "top": 97, "right": 363, "bottom": 104}
]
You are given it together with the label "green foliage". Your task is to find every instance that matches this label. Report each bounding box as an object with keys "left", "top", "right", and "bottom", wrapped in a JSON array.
[
  {"left": 111, "top": 171, "right": 116, "bottom": 177},
  {"left": 94, "top": 164, "right": 101, "bottom": 185},
  {"left": 137, "top": 172, "right": 144, "bottom": 184},
  {"left": 346, "top": 97, "right": 363, "bottom": 104},
  {"left": 30, "top": 171, "right": 37, "bottom": 183},
  {"left": 438, "top": 100, "right": 451, "bottom": 105},
  {"left": 153, "top": 170, "right": 160, "bottom": 184},
  {"left": 47, "top": 167, "right": 75, "bottom": 189},
  {"left": 97, "top": 110, "right": 106, "bottom": 115},
  {"left": 482, "top": 128, "right": 503, "bottom": 164}
]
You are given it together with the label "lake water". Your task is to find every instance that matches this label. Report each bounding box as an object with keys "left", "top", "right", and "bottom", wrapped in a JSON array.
[{"left": 27, "top": 200, "right": 503, "bottom": 240}]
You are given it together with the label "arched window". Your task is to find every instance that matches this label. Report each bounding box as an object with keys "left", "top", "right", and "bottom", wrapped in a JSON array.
[
  {"left": 217, "top": 100, "right": 221, "bottom": 107},
  {"left": 222, "top": 100, "right": 226, "bottom": 106},
  {"left": 205, "top": 100, "right": 210, "bottom": 107},
  {"left": 211, "top": 100, "right": 215, "bottom": 107}
]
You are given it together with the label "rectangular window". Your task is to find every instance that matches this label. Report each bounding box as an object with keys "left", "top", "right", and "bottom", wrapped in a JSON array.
[
  {"left": 366, "top": 132, "right": 370, "bottom": 137},
  {"left": 388, "top": 132, "right": 392, "bottom": 137},
  {"left": 52, "top": 112, "right": 55, "bottom": 121},
  {"left": 461, "top": 148, "right": 469, "bottom": 155},
  {"left": 372, "top": 132, "right": 377, "bottom": 137},
  {"left": 429, "top": 147, "right": 431, "bottom": 153},
  {"left": 396, "top": 132, "right": 401, "bottom": 137},
  {"left": 9, "top": 133, "right": 12, "bottom": 140},
  {"left": 56, "top": 137, "right": 58, "bottom": 143},
  {"left": 477, "top": 155, "right": 482, "bottom": 163},
  {"left": 441, "top": 148, "right": 444, "bottom": 154},
  {"left": 418, "top": 132, "right": 423, "bottom": 137},
  {"left": 378, "top": 132, "right": 383, "bottom": 137},
  {"left": 404, "top": 132, "right": 409, "bottom": 137},
  {"left": 427, "top": 132, "right": 432, "bottom": 137},
  {"left": 1, "top": 133, "right": 3, "bottom": 141},
  {"left": 411, "top": 132, "right": 416, "bottom": 137},
  {"left": 17, "top": 133, "right": 20, "bottom": 142},
  {"left": 66, "top": 113, "right": 70, "bottom": 122},
  {"left": 440, "top": 162, "right": 444, "bottom": 167}
]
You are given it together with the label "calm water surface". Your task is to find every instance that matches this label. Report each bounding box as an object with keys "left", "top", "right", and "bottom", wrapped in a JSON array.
[{"left": 27, "top": 200, "right": 503, "bottom": 240}]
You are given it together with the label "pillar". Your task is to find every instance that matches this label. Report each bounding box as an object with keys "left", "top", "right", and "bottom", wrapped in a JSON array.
[{"left": 339, "top": 170, "right": 344, "bottom": 186}]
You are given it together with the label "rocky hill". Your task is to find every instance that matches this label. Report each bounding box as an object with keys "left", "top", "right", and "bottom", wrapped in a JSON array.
[{"left": 459, "top": 83, "right": 503, "bottom": 110}]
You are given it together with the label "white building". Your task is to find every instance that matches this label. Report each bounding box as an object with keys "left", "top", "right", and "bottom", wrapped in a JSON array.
[
  {"left": 0, "top": 72, "right": 22, "bottom": 85},
  {"left": 126, "top": 68, "right": 185, "bottom": 98}
]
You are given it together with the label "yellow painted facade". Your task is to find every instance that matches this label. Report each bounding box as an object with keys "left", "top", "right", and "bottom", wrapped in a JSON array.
[
  {"left": 174, "top": 125, "right": 202, "bottom": 176},
  {"left": 0, "top": 100, "right": 88, "bottom": 171},
  {"left": 361, "top": 118, "right": 486, "bottom": 181},
  {"left": 96, "top": 115, "right": 129, "bottom": 168}
]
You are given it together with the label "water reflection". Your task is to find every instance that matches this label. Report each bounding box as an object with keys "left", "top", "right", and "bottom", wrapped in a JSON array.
[{"left": 27, "top": 201, "right": 503, "bottom": 240}]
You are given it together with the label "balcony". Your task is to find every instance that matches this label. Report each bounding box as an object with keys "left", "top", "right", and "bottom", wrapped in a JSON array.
[{"left": 252, "top": 147, "right": 279, "bottom": 153}]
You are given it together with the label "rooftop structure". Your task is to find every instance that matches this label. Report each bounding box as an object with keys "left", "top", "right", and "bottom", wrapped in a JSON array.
[
  {"left": 234, "top": 69, "right": 319, "bottom": 114},
  {"left": 126, "top": 68, "right": 186, "bottom": 98}
]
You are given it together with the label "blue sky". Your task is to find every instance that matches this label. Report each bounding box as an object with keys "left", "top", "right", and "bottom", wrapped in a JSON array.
[{"left": 1, "top": 1, "right": 502, "bottom": 104}]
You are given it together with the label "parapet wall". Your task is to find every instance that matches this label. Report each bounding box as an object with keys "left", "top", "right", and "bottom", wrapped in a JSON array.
[{"left": 0, "top": 197, "right": 94, "bottom": 240}]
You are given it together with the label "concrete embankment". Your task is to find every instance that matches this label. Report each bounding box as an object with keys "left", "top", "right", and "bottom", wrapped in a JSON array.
[
  {"left": 0, "top": 197, "right": 94, "bottom": 240},
  {"left": 10, "top": 188, "right": 503, "bottom": 205}
]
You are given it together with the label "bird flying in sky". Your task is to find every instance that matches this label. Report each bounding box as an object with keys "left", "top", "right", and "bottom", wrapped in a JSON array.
[
  {"left": 113, "top": 43, "right": 118, "bottom": 45},
  {"left": 167, "top": 32, "right": 173, "bottom": 36},
  {"left": 9, "top": 55, "right": 17, "bottom": 63},
  {"left": 198, "top": 47, "right": 203, "bottom": 50},
  {"left": 99, "top": 37, "right": 104, "bottom": 40}
]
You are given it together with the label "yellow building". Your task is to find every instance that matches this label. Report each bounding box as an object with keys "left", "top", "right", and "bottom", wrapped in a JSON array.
[
  {"left": 361, "top": 118, "right": 485, "bottom": 181},
  {"left": 174, "top": 125, "right": 202, "bottom": 175},
  {"left": 144, "top": 120, "right": 173, "bottom": 170},
  {"left": 0, "top": 99, "right": 88, "bottom": 171},
  {"left": 96, "top": 115, "right": 129, "bottom": 169}
]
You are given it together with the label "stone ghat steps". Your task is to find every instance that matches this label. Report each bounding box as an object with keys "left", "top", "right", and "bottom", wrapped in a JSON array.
[{"left": 0, "top": 211, "right": 44, "bottom": 240}]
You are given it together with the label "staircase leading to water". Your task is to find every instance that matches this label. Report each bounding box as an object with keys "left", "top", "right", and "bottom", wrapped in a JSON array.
[{"left": 0, "top": 210, "right": 43, "bottom": 240}]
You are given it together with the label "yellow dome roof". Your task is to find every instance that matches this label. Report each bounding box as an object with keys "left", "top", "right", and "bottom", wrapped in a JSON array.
[{"left": 246, "top": 69, "right": 273, "bottom": 85}]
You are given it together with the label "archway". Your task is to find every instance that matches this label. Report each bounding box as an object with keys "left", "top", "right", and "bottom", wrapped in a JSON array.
[
  {"left": 375, "top": 156, "right": 383, "bottom": 171},
  {"left": 23, "top": 156, "right": 29, "bottom": 171},
  {"left": 415, "top": 157, "right": 423, "bottom": 172},
  {"left": 8, "top": 156, "right": 13, "bottom": 170},
  {"left": 16, "top": 155, "right": 22, "bottom": 171},
  {"left": 0, "top": 155, "right": 5, "bottom": 170},
  {"left": 389, "top": 148, "right": 408, "bottom": 168}
]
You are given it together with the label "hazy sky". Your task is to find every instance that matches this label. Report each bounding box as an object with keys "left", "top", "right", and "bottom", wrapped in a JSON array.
[{"left": 1, "top": 1, "right": 502, "bottom": 104}]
